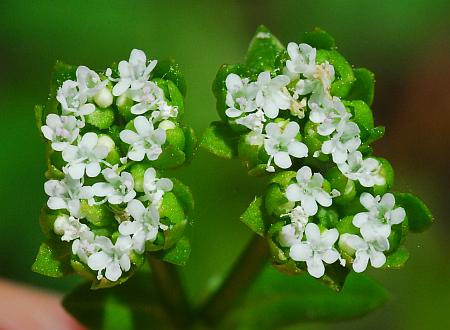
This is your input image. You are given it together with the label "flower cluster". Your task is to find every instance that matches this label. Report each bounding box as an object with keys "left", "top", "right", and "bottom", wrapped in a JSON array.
[
  {"left": 36, "top": 49, "right": 193, "bottom": 284},
  {"left": 211, "top": 27, "right": 415, "bottom": 281}
]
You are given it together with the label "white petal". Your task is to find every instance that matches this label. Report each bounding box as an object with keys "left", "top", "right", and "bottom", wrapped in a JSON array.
[
  {"left": 296, "top": 166, "right": 312, "bottom": 182},
  {"left": 134, "top": 116, "right": 152, "bottom": 136},
  {"left": 380, "top": 193, "right": 395, "bottom": 210},
  {"left": 126, "top": 199, "right": 146, "bottom": 221},
  {"left": 288, "top": 141, "right": 308, "bottom": 158},
  {"left": 353, "top": 251, "right": 370, "bottom": 272},
  {"left": 47, "top": 197, "right": 67, "bottom": 210},
  {"left": 105, "top": 262, "right": 122, "bottom": 281},
  {"left": 322, "top": 249, "right": 340, "bottom": 264},
  {"left": 321, "top": 228, "right": 339, "bottom": 247},
  {"left": 285, "top": 184, "right": 302, "bottom": 202},
  {"left": 112, "top": 79, "right": 131, "bottom": 96},
  {"left": 289, "top": 243, "right": 312, "bottom": 261},
  {"left": 352, "top": 212, "right": 369, "bottom": 228},
  {"left": 360, "top": 192, "right": 376, "bottom": 210},
  {"left": 93, "top": 182, "right": 114, "bottom": 197},
  {"left": 370, "top": 250, "right": 386, "bottom": 268},
  {"left": 306, "top": 255, "right": 325, "bottom": 278},
  {"left": 88, "top": 251, "right": 111, "bottom": 271},
  {"left": 68, "top": 163, "right": 86, "bottom": 180},
  {"left": 390, "top": 207, "right": 406, "bottom": 225},
  {"left": 119, "top": 221, "right": 141, "bottom": 236},
  {"left": 120, "top": 130, "right": 139, "bottom": 144},
  {"left": 302, "top": 195, "right": 318, "bottom": 216},
  {"left": 225, "top": 107, "right": 242, "bottom": 118},
  {"left": 128, "top": 147, "right": 146, "bottom": 161},
  {"left": 86, "top": 162, "right": 101, "bottom": 177},
  {"left": 274, "top": 152, "right": 292, "bottom": 169}
]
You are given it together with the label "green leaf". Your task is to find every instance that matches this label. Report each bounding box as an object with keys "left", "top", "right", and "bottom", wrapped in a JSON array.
[
  {"left": 382, "top": 246, "right": 410, "bottom": 270},
  {"left": 150, "top": 144, "right": 186, "bottom": 169},
  {"left": 301, "top": 27, "right": 336, "bottom": 50},
  {"left": 152, "top": 58, "right": 186, "bottom": 97},
  {"left": 63, "top": 272, "right": 173, "bottom": 330},
  {"left": 348, "top": 68, "right": 375, "bottom": 105},
  {"left": 246, "top": 25, "right": 284, "bottom": 73},
  {"left": 32, "top": 239, "right": 73, "bottom": 277},
  {"left": 219, "top": 267, "right": 389, "bottom": 329},
  {"left": 161, "top": 236, "right": 191, "bottom": 266},
  {"left": 240, "top": 196, "right": 266, "bottom": 237},
  {"left": 393, "top": 192, "right": 434, "bottom": 233},
  {"left": 159, "top": 192, "right": 185, "bottom": 224},
  {"left": 170, "top": 177, "right": 195, "bottom": 214},
  {"left": 200, "top": 121, "right": 238, "bottom": 159}
]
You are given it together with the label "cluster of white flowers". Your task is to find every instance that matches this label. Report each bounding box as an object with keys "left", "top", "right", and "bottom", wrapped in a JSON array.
[
  {"left": 41, "top": 49, "right": 181, "bottom": 282},
  {"left": 224, "top": 42, "right": 384, "bottom": 187},
  {"left": 277, "top": 166, "right": 405, "bottom": 277}
]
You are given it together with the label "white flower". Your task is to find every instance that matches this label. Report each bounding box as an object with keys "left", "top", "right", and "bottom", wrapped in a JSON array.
[
  {"left": 41, "top": 114, "right": 79, "bottom": 151},
  {"left": 285, "top": 166, "right": 337, "bottom": 216},
  {"left": 353, "top": 192, "right": 406, "bottom": 242},
  {"left": 92, "top": 167, "right": 136, "bottom": 205},
  {"left": 225, "top": 73, "right": 258, "bottom": 118},
  {"left": 264, "top": 122, "right": 308, "bottom": 171},
  {"left": 255, "top": 71, "right": 291, "bottom": 119},
  {"left": 309, "top": 97, "right": 351, "bottom": 137},
  {"left": 72, "top": 230, "right": 97, "bottom": 264},
  {"left": 130, "top": 81, "right": 165, "bottom": 115},
  {"left": 278, "top": 206, "right": 309, "bottom": 247},
  {"left": 338, "top": 151, "right": 385, "bottom": 187},
  {"left": 44, "top": 175, "right": 93, "bottom": 218},
  {"left": 56, "top": 80, "right": 96, "bottom": 117},
  {"left": 119, "top": 116, "right": 166, "bottom": 161},
  {"left": 141, "top": 168, "right": 173, "bottom": 207},
  {"left": 111, "top": 49, "right": 157, "bottom": 96},
  {"left": 151, "top": 102, "right": 178, "bottom": 123},
  {"left": 321, "top": 121, "right": 361, "bottom": 164},
  {"left": 286, "top": 43, "right": 317, "bottom": 77},
  {"left": 76, "top": 66, "right": 108, "bottom": 101},
  {"left": 53, "top": 214, "right": 89, "bottom": 242},
  {"left": 88, "top": 235, "right": 133, "bottom": 281},
  {"left": 289, "top": 223, "right": 340, "bottom": 278},
  {"left": 235, "top": 110, "right": 266, "bottom": 133},
  {"left": 62, "top": 132, "right": 109, "bottom": 179},
  {"left": 119, "top": 199, "right": 166, "bottom": 253},
  {"left": 340, "top": 233, "right": 388, "bottom": 272}
]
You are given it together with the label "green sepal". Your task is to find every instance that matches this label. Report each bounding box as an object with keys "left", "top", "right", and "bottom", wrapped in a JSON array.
[
  {"left": 347, "top": 68, "right": 375, "bottom": 105},
  {"left": 200, "top": 121, "right": 238, "bottom": 159},
  {"left": 264, "top": 184, "right": 292, "bottom": 217},
  {"left": 344, "top": 100, "right": 374, "bottom": 140},
  {"left": 165, "top": 126, "right": 186, "bottom": 151},
  {"left": 164, "top": 220, "right": 188, "bottom": 249},
  {"left": 315, "top": 207, "right": 339, "bottom": 229},
  {"left": 32, "top": 239, "right": 73, "bottom": 278},
  {"left": 85, "top": 107, "right": 115, "bottom": 129},
  {"left": 240, "top": 196, "right": 267, "bottom": 237},
  {"left": 316, "top": 49, "right": 355, "bottom": 98},
  {"left": 159, "top": 192, "right": 185, "bottom": 224},
  {"left": 129, "top": 163, "right": 148, "bottom": 192},
  {"left": 393, "top": 192, "right": 434, "bottom": 233},
  {"left": 80, "top": 200, "right": 115, "bottom": 227},
  {"left": 300, "top": 27, "right": 336, "bottom": 50},
  {"left": 170, "top": 177, "right": 195, "bottom": 215},
  {"left": 161, "top": 236, "right": 191, "bottom": 266},
  {"left": 245, "top": 25, "right": 284, "bottom": 74},
  {"left": 382, "top": 246, "right": 410, "bottom": 270},
  {"left": 152, "top": 58, "right": 187, "bottom": 96}
]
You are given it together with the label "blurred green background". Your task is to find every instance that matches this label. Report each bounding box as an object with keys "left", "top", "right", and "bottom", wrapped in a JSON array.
[{"left": 1, "top": 0, "right": 449, "bottom": 329}]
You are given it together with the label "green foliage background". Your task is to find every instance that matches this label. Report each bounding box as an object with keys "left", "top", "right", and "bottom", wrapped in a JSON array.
[{"left": 0, "top": 1, "right": 449, "bottom": 328}]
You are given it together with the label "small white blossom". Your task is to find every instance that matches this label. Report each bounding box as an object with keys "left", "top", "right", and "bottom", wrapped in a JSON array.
[
  {"left": 130, "top": 81, "right": 165, "bottom": 115},
  {"left": 279, "top": 206, "right": 310, "bottom": 247},
  {"left": 111, "top": 49, "right": 157, "bottom": 96},
  {"left": 264, "top": 122, "right": 308, "bottom": 171},
  {"left": 119, "top": 199, "right": 167, "bottom": 253},
  {"left": 72, "top": 230, "right": 97, "bottom": 264},
  {"left": 340, "top": 233, "right": 388, "bottom": 272},
  {"left": 141, "top": 167, "right": 173, "bottom": 207},
  {"left": 62, "top": 132, "right": 109, "bottom": 179},
  {"left": 56, "top": 80, "right": 96, "bottom": 118},
  {"left": 119, "top": 116, "right": 166, "bottom": 161},
  {"left": 151, "top": 103, "right": 178, "bottom": 123},
  {"left": 285, "top": 166, "right": 337, "bottom": 216},
  {"left": 88, "top": 235, "right": 133, "bottom": 281},
  {"left": 53, "top": 214, "right": 89, "bottom": 242},
  {"left": 289, "top": 223, "right": 340, "bottom": 278},
  {"left": 44, "top": 175, "right": 94, "bottom": 218},
  {"left": 235, "top": 110, "right": 266, "bottom": 133},
  {"left": 225, "top": 73, "right": 258, "bottom": 118},
  {"left": 338, "top": 151, "right": 385, "bottom": 187},
  {"left": 76, "top": 66, "right": 108, "bottom": 101},
  {"left": 321, "top": 121, "right": 361, "bottom": 164},
  {"left": 41, "top": 114, "right": 79, "bottom": 151},
  {"left": 255, "top": 71, "right": 291, "bottom": 119},
  {"left": 92, "top": 167, "right": 136, "bottom": 205},
  {"left": 353, "top": 192, "right": 406, "bottom": 242},
  {"left": 286, "top": 42, "right": 317, "bottom": 77},
  {"left": 309, "top": 97, "right": 351, "bottom": 137}
]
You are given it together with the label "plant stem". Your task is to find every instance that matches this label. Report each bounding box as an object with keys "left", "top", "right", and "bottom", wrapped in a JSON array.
[
  {"left": 147, "top": 255, "right": 191, "bottom": 327},
  {"left": 198, "top": 234, "right": 270, "bottom": 326}
]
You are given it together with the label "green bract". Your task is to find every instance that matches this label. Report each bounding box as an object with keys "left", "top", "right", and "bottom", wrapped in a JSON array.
[
  {"left": 202, "top": 25, "right": 434, "bottom": 290},
  {"left": 33, "top": 50, "right": 196, "bottom": 288}
]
